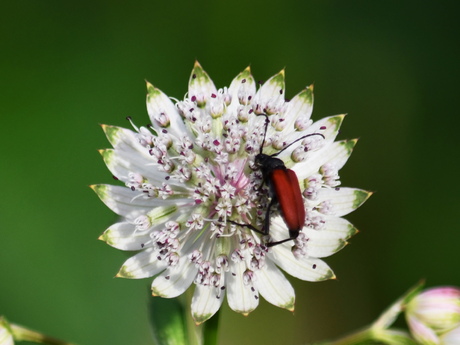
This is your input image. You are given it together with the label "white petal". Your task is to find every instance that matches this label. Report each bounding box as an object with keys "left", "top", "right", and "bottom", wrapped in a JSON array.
[
  {"left": 304, "top": 216, "right": 358, "bottom": 258},
  {"left": 146, "top": 82, "right": 189, "bottom": 138},
  {"left": 101, "top": 125, "right": 182, "bottom": 184},
  {"left": 254, "top": 260, "right": 295, "bottom": 310},
  {"left": 226, "top": 260, "right": 259, "bottom": 314},
  {"left": 293, "top": 139, "right": 357, "bottom": 180},
  {"left": 316, "top": 187, "right": 372, "bottom": 217},
  {"left": 252, "top": 70, "right": 285, "bottom": 114},
  {"left": 117, "top": 248, "right": 167, "bottom": 278},
  {"left": 268, "top": 215, "right": 294, "bottom": 244},
  {"left": 191, "top": 284, "right": 225, "bottom": 324},
  {"left": 283, "top": 85, "right": 314, "bottom": 125},
  {"left": 227, "top": 66, "right": 255, "bottom": 112},
  {"left": 278, "top": 115, "right": 345, "bottom": 168},
  {"left": 188, "top": 61, "right": 217, "bottom": 103},
  {"left": 151, "top": 256, "right": 197, "bottom": 298},
  {"left": 99, "top": 221, "right": 150, "bottom": 250},
  {"left": 304, "top": 233, "right": 347, "bottom": 258},
  {"left": 99, "top": 148, "right": 167, "bottom": 185},
  {"left": 269, "top": 243, "right": 335, "bottom": 282},
  {"left": 91, "top": 184, "right": 192, "bottom": 220}
]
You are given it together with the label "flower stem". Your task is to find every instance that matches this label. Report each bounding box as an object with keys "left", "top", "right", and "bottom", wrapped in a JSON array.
[
  {"left": 324, "top": 328, "right": 373, "bottom": 345},
  {"left": 184, "top": 289, "right": 202, "bottom": 345},
  {"left": 202, "top": 309, "right": 220, "bottom": 345}
]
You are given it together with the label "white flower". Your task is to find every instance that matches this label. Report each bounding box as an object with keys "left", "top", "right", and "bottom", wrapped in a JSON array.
[
  {"left": 406, "top": 287, "right": 460, "bottom": 344},
  {"left": 93, "top": 61, "right": 371, "bottom": 323}
]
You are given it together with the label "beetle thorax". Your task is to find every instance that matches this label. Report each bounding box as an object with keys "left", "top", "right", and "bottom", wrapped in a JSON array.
[{"left": 255, "top": 153, "right": 286, "bottom": 175}]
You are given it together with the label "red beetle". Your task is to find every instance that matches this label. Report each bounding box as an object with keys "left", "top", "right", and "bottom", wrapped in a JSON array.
[{"left": 233, "top": 114, "right": 324, "bottom": 247}]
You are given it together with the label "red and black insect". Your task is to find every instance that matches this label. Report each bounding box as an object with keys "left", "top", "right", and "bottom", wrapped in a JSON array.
[{"left": 233, "top": 114, "right": 325, "bottom": 247}]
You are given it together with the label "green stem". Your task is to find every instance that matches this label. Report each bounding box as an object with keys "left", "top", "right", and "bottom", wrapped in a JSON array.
[
  {"left": 324, "top": 328, "right": 373, "bottom": 345},
  {"left": 202, "top": 309, "right": 220, "bottom": 345},
  {"left": 184, "top": 289, "right": 202, "bottom": 345}
]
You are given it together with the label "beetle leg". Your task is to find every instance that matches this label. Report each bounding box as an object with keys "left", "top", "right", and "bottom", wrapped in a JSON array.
[
  {"left": 266, "top": 232, "right": 299, "bottom": 247},
  {"left": 228, "top": 220, "right": 266, "bottom": 236},
  {"left": 263, "top": 197, "right": 277, "bottom": 235}
]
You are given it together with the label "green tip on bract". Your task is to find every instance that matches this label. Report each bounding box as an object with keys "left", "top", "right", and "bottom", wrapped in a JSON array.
[
  {"left": 116, "top": 266, "right": 135, "bottom": 279},
  {"left": 98, "top": 149, "right": 115, "bottom": 166},
  {"left": 151, "top": 285, "right": 170, "bottom": 298},
  {"left": 348, "top": 224, "right": 359, "bottom": 238},
  {"left": 90, "top": 184, "right": 108, "bottom": 200},
  {"left": 353, "top": 190, "right": 373, "bottom": 209},
  {"left": 344, "top": 138, "right": 358, "bottom": 154},
  {"left": 98, "top": 230, "right": 113, "bottom": 245},
  {"left": 193, "top": 313, "right": 214, "bottom": 325},
  {"left": 146, "top": 82, "right": 163, "bottom": 102},
  {"left": 268, "top": 69, "right": 285, "bottom": 88},
  {"left": 327, "top": 271, "right": 337, "bottom": 280},
  {"left": 297, "top": 86, "right": 314, "bottom": 105},
  {"left": 190, "top": 61, "right": 212, "bottom": 85},
  {"left": 330, "top": 114, "right": 346, "bottom": 132},
  {"left": 238, "top": 66, "right": 252, "bottom": 80},
  {"left": 100, "top": 124, "right": 121, "bottom": 146},
  {"left": 145, "top": 80, "right": 156, "bottom": 94},
  {"left": 284, "top": 298, "right": 295, "bottom": 312}
]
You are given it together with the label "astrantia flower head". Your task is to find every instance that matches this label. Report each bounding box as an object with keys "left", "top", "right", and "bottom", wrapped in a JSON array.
[{"left": 93, "top": 61, "right": 371, "bottom": 323}]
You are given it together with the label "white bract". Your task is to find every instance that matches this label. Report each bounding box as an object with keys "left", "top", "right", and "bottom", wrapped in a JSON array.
[{"left": 93, "top": 62, "right": 370, "bottom": 323}]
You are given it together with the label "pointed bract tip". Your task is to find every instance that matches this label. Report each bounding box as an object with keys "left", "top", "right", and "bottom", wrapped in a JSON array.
[
  {"left": 244, "top": 66, "right": 251, "bottom": 73},
  {"left": 308, "top": 83, "right": 314, "bottom": 91},
  {"left": 193, "top": 60, "right": 202, "bottom": 68},
  {"left": 97, "top": 233, "right": 106, "bottom": 241}
]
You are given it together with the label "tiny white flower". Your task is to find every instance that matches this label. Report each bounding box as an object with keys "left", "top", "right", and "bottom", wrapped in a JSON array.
[{"left": 93, "top": 62, "right": 371, "bottom": 323}]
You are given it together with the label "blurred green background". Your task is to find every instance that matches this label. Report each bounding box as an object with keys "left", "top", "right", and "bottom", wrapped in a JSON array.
[{"left": 1, "top": 1, "right": 459, "bottom": 344}]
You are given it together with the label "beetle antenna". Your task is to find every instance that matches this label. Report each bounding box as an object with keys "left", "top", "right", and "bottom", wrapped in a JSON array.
[
  {"left": 271, "top": 132, "right": 325, "bottom": 157},
  {"left": 257, "top": 114, "right": 271, "bottom": 154}
]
